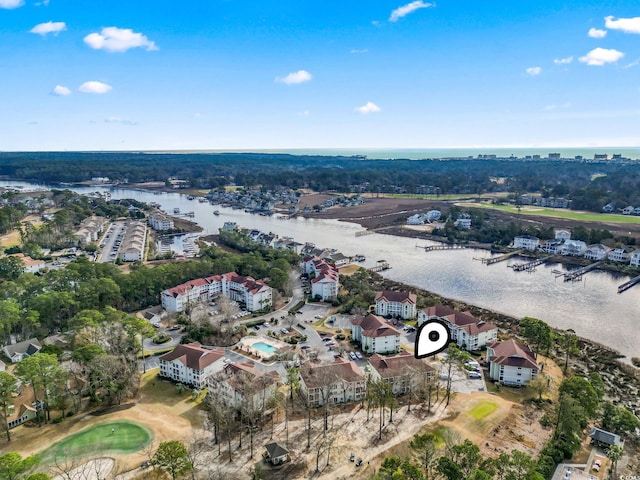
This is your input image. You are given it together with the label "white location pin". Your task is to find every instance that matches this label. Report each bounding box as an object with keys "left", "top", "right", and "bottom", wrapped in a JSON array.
[{"left": 414, "top": 319, "right": 451, "bottom": 359}]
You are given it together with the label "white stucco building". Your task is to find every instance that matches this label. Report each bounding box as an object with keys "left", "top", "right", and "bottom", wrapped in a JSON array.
[
  {"left": 374, "top": 290, "right": 417, "bottom": 319},
  {"left": 351, "top": 314, "right": 401, "bottom": 354},
  {"left": 487, "top": 339, "right": 539, "bottom": 386},
  {"left": 158, "top": 343, "right": 225, "bottom": 389}
]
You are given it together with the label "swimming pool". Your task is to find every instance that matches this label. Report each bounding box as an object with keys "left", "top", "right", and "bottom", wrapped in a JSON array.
[{"left": 253, "top": 342, "right": 277, "bottom": 354}]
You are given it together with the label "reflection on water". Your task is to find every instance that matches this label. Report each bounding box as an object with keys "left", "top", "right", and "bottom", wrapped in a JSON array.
[{"left": 4, "top": 181, "right": 640, "bottom": 359}]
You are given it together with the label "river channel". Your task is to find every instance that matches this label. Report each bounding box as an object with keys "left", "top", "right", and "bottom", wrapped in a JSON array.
[{"left": 6, "top": 181, "right": 640, "bottom": 360}]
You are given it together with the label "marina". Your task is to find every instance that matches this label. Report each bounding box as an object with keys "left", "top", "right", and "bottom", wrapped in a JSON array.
[{"left": 2, "top": 180, "right": 639, "bottom": 360}]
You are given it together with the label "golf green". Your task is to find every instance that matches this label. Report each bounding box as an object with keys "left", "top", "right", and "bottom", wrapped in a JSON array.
[{"left": 42, "top": 421, "right": 152, "bottom": 461}]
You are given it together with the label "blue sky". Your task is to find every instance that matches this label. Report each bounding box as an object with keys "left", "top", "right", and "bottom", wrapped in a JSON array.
[{"left": 2, "top": 0, "right": 640, "bottom": 151}]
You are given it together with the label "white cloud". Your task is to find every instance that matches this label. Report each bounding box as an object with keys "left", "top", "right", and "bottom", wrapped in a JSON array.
[
  {"left": 275, "top": 70, "right": 312, "bottom": 85},
  {"left": 0, "top": 0, "right": 24, "bottom": 9},
  {"left": 35, "top": 0, "right": 50, "bottom": 5},
  {"left": 193, "top": 112, "right": 203, "bottom": 118},
  {"left": 350, "top": 49, "right": 368, "bottom": 54},
  {"left": 84, "top": 27, "right": 158, "bottom": 52},
  {"left": 78, "top": 81, "right": 112, "bottom": 94},
  {"left": 579, "top": 47, "right": 624, "bottom": 66},
  {"left": 605, "top": 16, "right": 640, "bottom": 34},
  {"left": 588, "top": 27, "right": 607, "bottom": 38},
  {"left": 299, "top": 110, "right": 310, "bottom": 117},
  {"left": 553, "top": 56, "right": 573, "bottom": 65},
  {"left": 389, "top": 1, "right": 434, "bottom": 22},
  {"left": 30, "top": 21, "right": 67, "bottom": 36},
  {"left": 544, "top": 105, "right": 557, "bottom": 111},
  {"left": 105, "top": 116, "right": 137, "bottom": 125},
  {"left": 52, "top": 85, "right": 71, "bottom": 96},
  {"left": 355, "top": 101, "right": 381, "bottom": 114},
  {"left": 525, "top": 66, "right": 542, "bottom": 76}
]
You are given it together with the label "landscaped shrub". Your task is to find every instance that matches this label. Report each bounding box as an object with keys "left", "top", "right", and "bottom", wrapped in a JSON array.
[
  {"left": 152, "top": 333, "right": 171, "bottom": 344},
  {"left": 336, "top": 334, "right": 346, "bottom": 340}
]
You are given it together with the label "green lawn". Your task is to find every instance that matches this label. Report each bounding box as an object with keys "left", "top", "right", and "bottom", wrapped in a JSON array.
[
  {"left": 41, "top": 420, "right": 152, "bottom": 462},
  {"left": 467, "top": 401, "right": 498, "bottom": 420},
  {"left": 457, "top": 202, "right": 640, "bottom": 224},
  {"left": 384, "top": 193, "right": 508, "bottom": 201}
]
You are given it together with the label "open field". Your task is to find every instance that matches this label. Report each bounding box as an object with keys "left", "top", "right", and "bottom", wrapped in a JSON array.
[
  {"left": 368, "top": 192, "right": 510, "bottom": 201},
  {"left": 458, "top": 201, "right": 640, "bottom": 224}
]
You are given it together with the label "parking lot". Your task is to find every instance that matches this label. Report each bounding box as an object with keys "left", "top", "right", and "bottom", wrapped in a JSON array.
[{"left": 97, "top": 221, "right": 126, "bottom": 263}]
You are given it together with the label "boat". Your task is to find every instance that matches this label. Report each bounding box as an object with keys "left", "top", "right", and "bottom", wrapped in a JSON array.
[
  {"left": 187, "top": 195, "right": 195, "bottom": 200},
  {"left": 185, "top": 211, "right": 195, "bottom": 217},
  {"left": 354, "top": 254, "right": 366, "bottom": 262},
  {"left": 198, "top": 198, "right": 208, "bottom": 203},
  {"left": 173, "top": 208, "right": 180, "bottom": 214},
  {"left": 213, "top": 210, "right": 220, "bottom": 216}
]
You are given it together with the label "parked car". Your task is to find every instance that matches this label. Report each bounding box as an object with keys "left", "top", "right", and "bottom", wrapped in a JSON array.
[
  {"left": 349, "top": 352, "right": 357, "bottom": 360},
  {"left": 349, "top": 453, "right": 355, "bottom": 462},
  {"left": 356, "top": 458, "right": 363, "bottom": 467},
  {"left": 281, "top": 328, "right": 289, "bottom": 334},
  {"left": 355, "top": 352, "right": 363, "bottom": 360}
]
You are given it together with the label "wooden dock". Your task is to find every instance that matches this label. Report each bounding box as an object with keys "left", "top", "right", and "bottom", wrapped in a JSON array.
[
  {"left": 563, "top": 261, "right": 603, "bottom": 282},
  {"left": 482, "top": 250, "right": 522, "bottom": 265},
  {"left": 617, "top": 275, "right": 640, "bottom": 293},
  {"left": 510, "top": 256, "right": 552, "bottom": 272},
  {"left": 368, "top": 261, "right": 391, "bottom": 273},
  {"left": 355, "top": 230, "right": 374, "bottom": 237},
  {"left": 421, "top": 244, "right": 470, "bottom": 252}
]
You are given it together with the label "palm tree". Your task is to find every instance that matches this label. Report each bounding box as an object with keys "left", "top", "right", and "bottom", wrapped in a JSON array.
[{"left": 606, "top": 445, "right": 623, "bottom": 479}]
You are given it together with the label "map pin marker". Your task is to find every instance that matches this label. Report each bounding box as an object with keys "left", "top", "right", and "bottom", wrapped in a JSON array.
[{"left": 414, "top": 319, "right": 451, "bottom": 359}]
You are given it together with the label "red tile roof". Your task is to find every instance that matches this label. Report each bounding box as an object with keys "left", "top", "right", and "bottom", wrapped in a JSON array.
[
  {"left": 159, "top": 343, "right": 224, "bottom": 371},
  {"left": 422, "top": 304, "right": 456, "bottom": 317},
  {"left": 375, "top": 290, "right": 417, "bottom": 305},
  {"left": 300, "top": 357, "right": 364, "bottom": 388},
  {"left": 368, "top": 351, "right": 434, "bottom": 378},
  {"left": 488, "top": 339, "right": 538, "bottom": 370},
  {"left": 352, "top": 314, "right": 401, "bottom": 338}
]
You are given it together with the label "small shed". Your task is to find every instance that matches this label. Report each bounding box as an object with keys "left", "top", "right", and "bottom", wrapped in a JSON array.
[
  {"left": 589, "top": 427, "right": 622, "bottom": 447},
  {"left": 264, "top": 442, "right": 289, "bottom": 466}
]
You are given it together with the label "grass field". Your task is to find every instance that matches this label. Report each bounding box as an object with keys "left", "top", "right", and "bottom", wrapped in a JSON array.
[
  {"left": 467, "top": 400, "right": 498, "bottom": 420},
  {"left": 457, "top": 201, "right": 640, "bottom": 224},
  {"left": 372, "top": 192, "right": 509, "bottom": 201},
  {"left": 41, "top": 420, "right": 152, "bottom": 462}
]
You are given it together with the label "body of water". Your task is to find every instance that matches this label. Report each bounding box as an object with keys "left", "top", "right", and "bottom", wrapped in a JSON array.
[{"left": 5, "top": 181, "right": 640, "bottom": 360}]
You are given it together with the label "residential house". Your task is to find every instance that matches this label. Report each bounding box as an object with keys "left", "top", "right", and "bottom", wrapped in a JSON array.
[
  {"left": 513, "top": 235, "right": 539, "bottom": 251},
  {"left": 407, "top": 213, "right": 426, "bottom": 225},
  {"left": 622, "top": 206, "right": 635, "bottom": 215},
  {"left": 264, "top": 442, "right": 289, "bottom": 466},
  {"left": 584, "top": 244, "right": 610, "bottom": 261},
  {"left": 368, "top": 351, "right": 435, "bottom": 395},
  {"left": 554, "top": 229, "right": 571, "bottom": 241},
  {"left": 608, "top": 247, "right": 633, "bottom": 263},
  {"left": 304, "top": 256, "right": 339, "bottom": 301},
  {"left": 630, "top": 250, "right": 640, "bottom": 267},
  {"left": 561, "top": 239, "right": 587, "bottom": 257},
  {"left": 487, "top": 339, "right": 539, "bottom": 386},
  {"left": 2, "top": 338, "right": 42, "bottom": 363},
  {"left": 158, "top": 343, "right": 225, "bottom": 389},
  {"left": 9, "top": 253, "right": 45, "bottom": 274},
  {"left": 5, "top": 384, "right": 38, "bottom": 430},
  {"left": 426, "top": 210, "right": 441, "bottom": 222},
  {"left": 453, "top": 213, "right": 471, "bottom": 229},
  {"left": 418, "top": 305, "right": 498, "bottom": 351},
  {"left": 299, "top": 357, "right": 366, "bottom": 407},
  {"left": 538, "top": 239, "right": 563, "bottom": 254},
  {"left": 351, "top": 314, "right": 401, "bottom": 354},
  {"left": 374, "top": 290, "right": 417, "bottom": 320},
  {"left": 589, "top": 428, "right": 622, "bottom": 447},
  {"left": 207, "top": 361, "right": 278, "bottom": 409}
]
